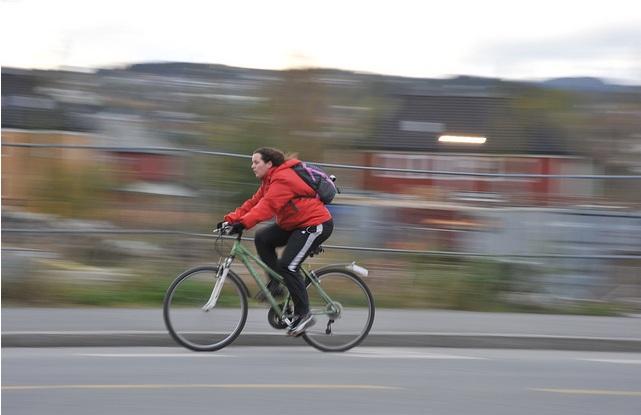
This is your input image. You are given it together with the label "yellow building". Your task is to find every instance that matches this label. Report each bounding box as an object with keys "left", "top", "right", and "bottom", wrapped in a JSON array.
[{"left": 2, "top": 129, "right": 98, "bottom": 210}]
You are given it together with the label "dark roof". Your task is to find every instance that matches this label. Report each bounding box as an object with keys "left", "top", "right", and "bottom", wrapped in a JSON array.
[
  {"left": 2, "top": 69, "right": 97, "bottom": 131},
  {"left": 1, "top": 72, "right": 65, "bottom": 131},
  {"left": 364, "top": 93, "right": 569, "bottom": 155}
]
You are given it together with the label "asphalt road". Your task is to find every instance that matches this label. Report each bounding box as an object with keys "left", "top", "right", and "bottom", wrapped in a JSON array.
[{"left": 3, "top": 347, "right": 641, "bottom": 415}]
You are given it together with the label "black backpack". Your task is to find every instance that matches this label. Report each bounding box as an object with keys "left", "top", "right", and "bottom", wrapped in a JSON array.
[{"left": 292, "top": 162, "right": 339, "bottom": 204}]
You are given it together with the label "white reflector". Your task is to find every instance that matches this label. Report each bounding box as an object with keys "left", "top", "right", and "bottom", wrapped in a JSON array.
[{"left": 438, "top": 135, "right": 487, "bottom": 144}]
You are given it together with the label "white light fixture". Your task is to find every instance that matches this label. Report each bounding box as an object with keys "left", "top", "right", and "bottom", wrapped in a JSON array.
[{"left": 438, "top": 135, "right": 487, "bottom": 144}]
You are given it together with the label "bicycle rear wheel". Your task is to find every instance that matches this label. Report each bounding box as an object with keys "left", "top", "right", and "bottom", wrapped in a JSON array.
[
  {"left": 163, "top": 265, "right": 247, "bottom": 351},
  {"left": 302, "top": 267, "right": 375, "bottom": 352}
]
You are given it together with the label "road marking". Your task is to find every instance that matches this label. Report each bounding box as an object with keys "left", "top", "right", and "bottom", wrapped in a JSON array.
[
  {"left": 343, "top": 348, "right": 487, "bottom": 359},
  {"left": 79, "top": 353, "right": 233, "bottom": 358},
  {"left": 531, "top": 388, "right": 641, "bottom": 397},
  {"left": 3, "top": 331, "right": 167, "bottom": 335},
  {"left": 578, "top": 359, "right": 641, "bottom": 364},
  {"left": 2, "top": 384, "right": 402, "bottom": 391}
]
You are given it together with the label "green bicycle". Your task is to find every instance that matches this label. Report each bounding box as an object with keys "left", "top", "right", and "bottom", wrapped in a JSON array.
[{"left": 163, "top": 223, "right": 375, "bottom": 352}]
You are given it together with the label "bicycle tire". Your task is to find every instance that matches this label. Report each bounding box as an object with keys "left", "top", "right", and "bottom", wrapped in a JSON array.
[
  {"left": 163, "top": 265, "right": 248, "bottom": 352},
  {"left": 302, "top": 267, "right": 375, "bottom": 352}
]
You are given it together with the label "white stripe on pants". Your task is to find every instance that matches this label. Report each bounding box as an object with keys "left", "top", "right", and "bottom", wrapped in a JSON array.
[{"left": 287, "top": 224, "right": 323, "bottom": 272}]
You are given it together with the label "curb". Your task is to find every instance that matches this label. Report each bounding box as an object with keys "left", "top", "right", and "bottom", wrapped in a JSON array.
[{"left": 3, "top": 332, "right": 641, "bottom": 352}]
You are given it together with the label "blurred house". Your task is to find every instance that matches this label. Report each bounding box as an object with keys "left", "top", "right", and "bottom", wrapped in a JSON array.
[
  {"left": 2, "top": 69, "right": 198, "bottom": 225},
  {"left": 337, "top": 85, "right": 597, "bottom": 252},
  {"left": 2, "top": 68, "right": 65, "bottom": 130},
  {"left": 92, "top": 111, "right": 199, "bottom": 226},
  {"left": 2, "top": 69, "right": 102, "bottom": 213},
  {"left": 1, "top": 129, "right": 97, "bottom": 209},
  {"left": 361, "top": 88, "right": 596, "bottom": 206}
]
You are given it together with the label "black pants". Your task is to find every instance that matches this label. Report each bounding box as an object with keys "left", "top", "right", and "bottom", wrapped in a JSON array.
[{"left": 254, "top": 219, "right": 333, "bottom": 315}]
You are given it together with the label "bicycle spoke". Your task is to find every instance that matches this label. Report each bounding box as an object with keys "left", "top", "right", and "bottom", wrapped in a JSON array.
[
  {"left": 303, "top": 268, "right": 375, "bottom": 352},
  {"left": 163, "top": 266, "right": 247, "bottom": 351}
]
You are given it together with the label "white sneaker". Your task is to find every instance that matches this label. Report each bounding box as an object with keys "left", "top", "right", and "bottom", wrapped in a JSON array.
[{"left": 287, "top": 313, "right": 315, "bottom": 337}]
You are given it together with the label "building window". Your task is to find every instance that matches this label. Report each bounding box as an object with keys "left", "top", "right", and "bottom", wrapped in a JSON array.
[
  {"left": 374, "top": 154, "right": 431, "bottom": 178},
  {"left": 373, "top": 153, "right": 505, "bottom": 180},
  {"left": 399, "top": 121, "right": 444, "bottom": 133}
]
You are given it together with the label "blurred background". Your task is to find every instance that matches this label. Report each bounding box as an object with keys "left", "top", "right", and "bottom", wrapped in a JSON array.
[{"left": 2, "top": 0, "right": 641, "bottom": 315}]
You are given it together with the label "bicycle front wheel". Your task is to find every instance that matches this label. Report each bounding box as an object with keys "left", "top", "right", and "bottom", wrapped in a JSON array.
[
  {"left": 302, "top": 267, "right": 375, "bottom": 352},
  {"left": 163, "top": 266, "right": 248, "bottom": 352}
]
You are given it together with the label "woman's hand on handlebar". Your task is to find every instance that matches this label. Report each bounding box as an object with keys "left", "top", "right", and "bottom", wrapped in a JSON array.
[{"left": 213, "top": 221, "right": 244, "bottom": 235}]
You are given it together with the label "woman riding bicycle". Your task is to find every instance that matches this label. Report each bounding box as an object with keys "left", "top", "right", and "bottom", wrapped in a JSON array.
[{"left": 218, "top": 147, "right": 333, "bottom": 336}]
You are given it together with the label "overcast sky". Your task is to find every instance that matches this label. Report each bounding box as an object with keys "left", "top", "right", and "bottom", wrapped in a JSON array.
[{"left": 2, "top": 0, "right": 640, "bottom": 84}]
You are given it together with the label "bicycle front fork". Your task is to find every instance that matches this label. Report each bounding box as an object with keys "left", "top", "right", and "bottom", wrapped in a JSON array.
[{"left": 202, "top": 256, "right": 233, "bottom": 311}]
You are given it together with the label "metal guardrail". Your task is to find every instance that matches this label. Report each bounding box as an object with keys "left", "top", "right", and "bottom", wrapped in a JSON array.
[
  {"left": 3, "top": 142, "right": 640, "bottom": 260},
  {"left": 3, "top": 142, "right": 641, "bottom": 179},
  {"left": 3, "top": 228, "right": 640, "bottom": 260}
]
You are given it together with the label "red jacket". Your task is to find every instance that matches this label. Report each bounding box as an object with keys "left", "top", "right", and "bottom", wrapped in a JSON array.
[{"left": 224, "top": 159, "right": 332, "bottom": 231}]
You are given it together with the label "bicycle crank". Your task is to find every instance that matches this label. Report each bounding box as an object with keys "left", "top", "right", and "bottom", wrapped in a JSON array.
[{"left": 267, "top": 303, "right": 293, "bottom": 330}]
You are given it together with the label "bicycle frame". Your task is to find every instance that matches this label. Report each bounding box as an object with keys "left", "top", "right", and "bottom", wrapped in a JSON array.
[{"left": 205, "top": 232, "right": 336, "bottom": 322}]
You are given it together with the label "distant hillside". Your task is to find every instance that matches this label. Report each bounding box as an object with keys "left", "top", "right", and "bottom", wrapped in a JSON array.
[
  {"left": 96, "top": 62, "right": 280, "bottom": 81},
  {"left": 85, "top": 61, "right": 641, "bottom": 95},
  {"left": 541, "top": 77, "right": 640, "bottom": 93}
]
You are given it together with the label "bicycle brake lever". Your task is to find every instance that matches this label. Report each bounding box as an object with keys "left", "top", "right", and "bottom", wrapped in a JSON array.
[{"left": 213, "top": 222, "right": 230, "bottom": 234}]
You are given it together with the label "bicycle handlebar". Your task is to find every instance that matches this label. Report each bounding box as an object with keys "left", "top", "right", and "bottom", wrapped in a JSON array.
[{"left": 212, "top": 222, "right": 243, "bottom": 239}]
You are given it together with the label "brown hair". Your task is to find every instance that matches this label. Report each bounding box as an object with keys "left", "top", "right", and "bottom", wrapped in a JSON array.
[{"left": 253, "top": 147, "right": 286, "bottom": 166}]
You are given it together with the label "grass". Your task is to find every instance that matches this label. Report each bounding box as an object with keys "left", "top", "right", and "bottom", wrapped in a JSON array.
[
  {"left": 1, "top": 256, "right": 632, "bottom": 316},
  {"left": 2, "top": 264, "right": 180, "bottom": 307}
]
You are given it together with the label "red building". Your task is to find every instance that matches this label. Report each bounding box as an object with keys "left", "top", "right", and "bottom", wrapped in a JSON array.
[{"left": 360, "top": 90, "right": 595, "bottom": 206}]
